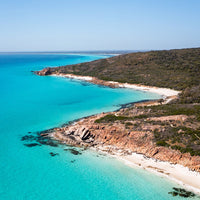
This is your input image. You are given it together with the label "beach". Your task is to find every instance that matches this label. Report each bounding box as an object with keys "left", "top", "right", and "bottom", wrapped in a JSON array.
[
  {"left": 88, "top": 144, "right": 200, "bottom": 194},
  {"left": 52, "top": 130, "right": 200, "bottom": 195},
  {"left": 46, "top": 73, "right": 200, "bottom": 195},
  {"left": 119, "top": 153, "right": 200, "bottom": 194},
  {"left": 51, "top": 73, "right": 180, "bottom": 103}
]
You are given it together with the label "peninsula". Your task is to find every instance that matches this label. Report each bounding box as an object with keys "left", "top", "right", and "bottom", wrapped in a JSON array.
[{"left": 35, "top": 48, "right": 200, "bottom": 193}]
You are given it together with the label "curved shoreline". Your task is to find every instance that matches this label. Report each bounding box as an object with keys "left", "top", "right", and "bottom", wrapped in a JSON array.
[
  {"left": 51, "top": 73, "right": 180, "bottom": 104},
  {"left": 88, "top": 145, "right": 200, "bottom": 195},
  {"left": 38, "top": 72, "right": 200, "bottom": 195},
  {"left": 119, "top": 153, "right": 200, "bottom": 195}
]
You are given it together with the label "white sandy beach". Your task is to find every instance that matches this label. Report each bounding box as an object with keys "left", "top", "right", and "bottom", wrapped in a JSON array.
[
  {"left": 51, "top": 73, "right": 200, "bottom": 195},
  {"left": 119, "top": 153, "right": 200, "bottom": 195},
  {"left": 93, "top": 145, "right": 200, "bottom": 195},
  {"left": 52, "top": 73, "right": 180, "bottom": 99}
]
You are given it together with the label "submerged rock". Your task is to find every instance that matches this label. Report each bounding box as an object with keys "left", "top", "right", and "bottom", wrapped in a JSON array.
[
  {"left": 49, "top": 152, "right": 59, "bottom": 157},
  {"left": 21, "top": 135, "right": 35, "bottom": 141},
  {"left": 24, "top": 143, "right": 41, "bottom": 147},
  {"left": 168, "top": 187, "right": 195, "bottom": 198},
  {"left": 38, "top": 139, "right": 59, "bottom": 147},
  {"left": 64, "top": 148, "right": 82, "bottom": 155},
  {"left": 21, "top": 132, "right": 59, "bottom": 147}
]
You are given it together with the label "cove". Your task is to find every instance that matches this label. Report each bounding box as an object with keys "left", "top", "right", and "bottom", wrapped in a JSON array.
[{"left": 0, "top": 53, "right": 198, "bottom": 200}]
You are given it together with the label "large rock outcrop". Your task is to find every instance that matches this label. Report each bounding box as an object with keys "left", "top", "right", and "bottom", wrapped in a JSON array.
[
  {"left": 49, "top": 111, "right": 200, "bottom": 172},
  {"left": 35, "top": 67, "right": 52, "bottom": 76}
]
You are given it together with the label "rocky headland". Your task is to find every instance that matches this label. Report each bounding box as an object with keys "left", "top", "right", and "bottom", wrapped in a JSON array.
[
  {"left": 35, "top": 48, "right": 200, "bottom": 193},
  {"left": 43, "top": 103, "right": 200, "bottom": 173}
]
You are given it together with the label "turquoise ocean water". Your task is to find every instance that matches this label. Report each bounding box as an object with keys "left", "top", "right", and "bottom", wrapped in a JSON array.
[{"left": 0, "top": 53, "right": 198, "bottom": 200}]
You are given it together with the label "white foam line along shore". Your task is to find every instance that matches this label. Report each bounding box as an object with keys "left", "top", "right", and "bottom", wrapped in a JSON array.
[
  {"left": 119, "top": 153, "right": 200, "bottom": 195},
  {"left": 51, "top": 73, "right": 200, "bottom": 194},
  {"left": 52, "top": 73, "right": 180, "bottom": 98},
  {"left": 92, "top": 146, "right": 200, "bottom": 195}
]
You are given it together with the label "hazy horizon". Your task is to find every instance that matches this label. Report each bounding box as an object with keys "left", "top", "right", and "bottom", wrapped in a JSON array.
[{"left": 1, "top": 47, "right": 200, "bottom": 54}]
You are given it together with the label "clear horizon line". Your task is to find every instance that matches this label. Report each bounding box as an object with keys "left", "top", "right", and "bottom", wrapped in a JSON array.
[{"left": 0, "top": 47, "right": 199, "bottom": 54}]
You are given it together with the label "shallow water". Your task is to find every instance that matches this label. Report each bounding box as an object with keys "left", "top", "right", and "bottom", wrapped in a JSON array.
[{"left": 0, "top": 53, "right": 198, "bottom": 200}]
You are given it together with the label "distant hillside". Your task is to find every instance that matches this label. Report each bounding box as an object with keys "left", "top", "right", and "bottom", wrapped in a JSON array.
[
  {"left": 37, "top": 48, "right": 200, "bottom": 103},
  {"left": 36, "top": 48, "right": 200, "bottom": 161},
  {"left": 49, "top": 48, "right": 200, "bottom": 90}
]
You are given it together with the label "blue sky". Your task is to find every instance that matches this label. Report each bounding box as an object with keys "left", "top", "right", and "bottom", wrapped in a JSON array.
[{"left": 0, "top": 0, "right": 200, "bottom": 51}]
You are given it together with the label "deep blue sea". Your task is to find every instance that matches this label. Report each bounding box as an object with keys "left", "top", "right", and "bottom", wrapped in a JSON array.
[{"left": 0, "top": 53, "right": 198, "bottom": 200}]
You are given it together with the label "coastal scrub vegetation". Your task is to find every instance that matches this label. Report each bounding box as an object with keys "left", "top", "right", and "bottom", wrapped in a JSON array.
[
  {"left": 94, "top": 103, "right": 200, "bottom": 156},
  {"left": 48, "top": 47, "right": 200, "bottom": 93},
  {"left": 94, "top": 114, "right": 130, "bottom": 123},
  {"left": 38, "top": 47, "right": 200, "bottom": 157}
]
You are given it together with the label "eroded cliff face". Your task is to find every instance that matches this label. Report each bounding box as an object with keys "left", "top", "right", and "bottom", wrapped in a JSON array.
[
  {"left": 35, "top": 68, "right": 120, "bottom": 88},
  {"left": 35, "top": 68, "right": 200, "bottom": 172},
  {"left": 48, "top": 107, "right": 200, "bottom": 172},
  {"left": 35, "top": 67, "right": 52, "bottom": 76}
]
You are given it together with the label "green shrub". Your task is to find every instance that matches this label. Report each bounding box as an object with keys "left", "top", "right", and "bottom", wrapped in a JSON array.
[
  {"left": 134, "top": 114, "right": 148, "bottom": 119},
  {"left": 156, "top": 140, "right": 169, "bottom": 147},
  {"left": 125, "top": 122, "right": 133, "bottom": 126},
  {"left": 95, "top": 114, "right": 130, "bottom": 123}
]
